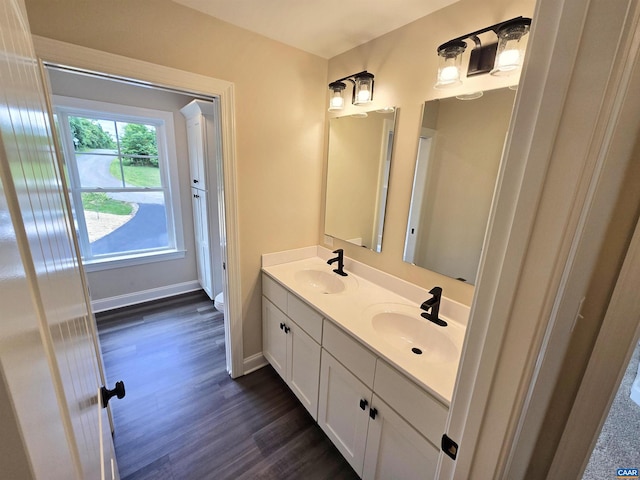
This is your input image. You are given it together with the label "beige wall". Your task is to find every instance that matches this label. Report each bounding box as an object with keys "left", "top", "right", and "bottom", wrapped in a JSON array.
[
  {"left": 25, "top": 0, "right": 328, "bottom": 358},
  {"left": 46, "top": 68, "right": 201, "bottom": 301},
  {"left": 24, "top": 0, "right": 536, "bottom": 360},
  {"left": 325, "top": 0, "right": 536, "bottom": 305}
]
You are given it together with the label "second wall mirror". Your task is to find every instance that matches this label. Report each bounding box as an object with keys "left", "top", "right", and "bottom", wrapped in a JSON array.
[
  {"left": 325, "top": 107, "right": 398, "bottom": 252},
  {"left": 403, "top": 88, "right": 516, "bottom": 284}
]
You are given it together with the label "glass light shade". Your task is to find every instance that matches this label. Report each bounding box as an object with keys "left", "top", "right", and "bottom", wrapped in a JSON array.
[
  {"left": 353, "top": 73, "right": 374, "bottom": 105},
  {"left": 490, "top": 22, "right": 530, "bottom": 76},
  {"left": 328, "top": 81, "right": 346, "bottom": 111},
  {"left": 434, "top": 42, "right": 466, "bottom": 89}
]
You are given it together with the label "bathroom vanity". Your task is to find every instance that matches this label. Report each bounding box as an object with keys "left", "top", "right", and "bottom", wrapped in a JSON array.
[{"left": 261, "top": 246, "right": 469, "bottom": 479}]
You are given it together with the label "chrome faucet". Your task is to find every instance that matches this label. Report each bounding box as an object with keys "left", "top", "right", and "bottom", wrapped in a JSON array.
[
  {"left": 327, "top": 249, "right": 347, "bottom": 276},
  {"left": 420, "top": 286, "right": 447, "bottom": 327}
]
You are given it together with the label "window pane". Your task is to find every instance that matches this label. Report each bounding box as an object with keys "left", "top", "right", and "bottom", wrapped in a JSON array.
[
  {"left": 77, "top": 151, "right": 123, "bottom": 188},
  {"left": 120, "top": 156, "right": 161, "bottom": 187},
  {"left": 82, "top": 191, "right": 169, "bottom": 257},
  {"left": 115, "top": 121, "right": 161, "bottom": 187}
]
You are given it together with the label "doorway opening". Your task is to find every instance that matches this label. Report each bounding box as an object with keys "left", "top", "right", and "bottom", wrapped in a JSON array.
[{"left": 43, "top": 63, "right": 238, "bottom": 374}]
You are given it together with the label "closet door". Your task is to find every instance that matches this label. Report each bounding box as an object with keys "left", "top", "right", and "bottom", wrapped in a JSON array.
[{"left": 191, "top": 188, "right": 212, "bottom": 298}]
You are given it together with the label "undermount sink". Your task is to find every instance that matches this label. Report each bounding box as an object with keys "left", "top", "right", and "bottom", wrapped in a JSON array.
[
  {"left": 294, "top": 269, "right": 357, "bottom": 295},
  {"left": 364, "top": 303, "right": 459, "bottom": 363}
]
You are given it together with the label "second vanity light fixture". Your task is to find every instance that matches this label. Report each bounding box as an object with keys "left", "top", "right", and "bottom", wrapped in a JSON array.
[
  {"left": 434, "top": 16, "right": 532, "bottom": 89},
  {"left": 328, "top": 71, "right": 374, "bottom": 111}
]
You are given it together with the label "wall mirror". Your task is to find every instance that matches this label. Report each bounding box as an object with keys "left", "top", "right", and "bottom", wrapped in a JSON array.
[
  {"left": 325, "top": 107, "right": 397, "bottom": 252},
  {"left": 403, "top": 88, "right": 516, "bottom": 284}
]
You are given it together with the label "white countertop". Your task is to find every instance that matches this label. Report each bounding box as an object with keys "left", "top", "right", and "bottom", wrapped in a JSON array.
[{"left": 261, "top": 246, "right": 469, "bottom": 406}]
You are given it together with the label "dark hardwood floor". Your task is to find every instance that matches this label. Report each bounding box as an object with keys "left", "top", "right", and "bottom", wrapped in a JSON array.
[{"left": 96, "top": 291, "right": 359, "bottom": 480}]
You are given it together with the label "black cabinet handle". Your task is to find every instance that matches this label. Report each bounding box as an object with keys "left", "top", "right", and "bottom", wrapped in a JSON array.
[
  {"left": 193, "top": 194, "right": 200, "bottom": 198},
  {"left": 359, "top": 398, "right": 368, "bottom": 411},
  {"left": 193, "top": 179, "right": 199, "bottom": 183},
  {"left": 369, "top": 407, "right": 378, "bottom": 420},
  {"left": 279, "top": 322, "right": 285, "bottom": 330},
  {"left": 101, "top": 381, "right": 125, "bottom": 408},
  {"left": 284, "top": 326, "right": 290, "bottom": 334}
]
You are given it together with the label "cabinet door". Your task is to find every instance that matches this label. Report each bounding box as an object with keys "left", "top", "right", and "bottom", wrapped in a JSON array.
[
  {"left": 318, "top": 350, "right": 372, "bottom": 476},
  {"left": 262, "top": 298, "right": 288, "bottom": 378},
  {"left": 362, "top": 395, "right": 439, "bottom": 480},
  {"left": 185, "top": 115, "right": 207, "bottom": 189},
  {"left": 191, "top": 188, "right": 212, "bottom": 298},
  {"left": 287, "top": 322, "right": 321, "bottom": 420}
]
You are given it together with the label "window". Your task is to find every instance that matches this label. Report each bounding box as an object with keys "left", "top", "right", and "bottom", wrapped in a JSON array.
[{"left": 54, "top": 96, "right": 184, "bottom": 270}]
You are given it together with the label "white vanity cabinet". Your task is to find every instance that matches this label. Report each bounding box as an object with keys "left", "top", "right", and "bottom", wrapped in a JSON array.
[
  {"left": 261, "top": 270, "right": 449, "bottom": 480},
  {"left": 262, "top": 275, "right": 322, "bottom": 419},
  {"left": 318, "top": 321, "right": 376, "bottom": 475},
  {"left": 318, "top": 320, "right": 444, "bottom": 479}
]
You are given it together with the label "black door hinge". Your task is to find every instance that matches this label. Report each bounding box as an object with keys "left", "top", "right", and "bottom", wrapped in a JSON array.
[{"left": 442, "top": 434, "right": 459, "bottom": 460}]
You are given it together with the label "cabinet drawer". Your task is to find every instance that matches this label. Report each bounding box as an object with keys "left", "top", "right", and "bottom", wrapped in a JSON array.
[
  {"left": 262, "top": 274, "right": 287, "bottom": 312},
  {"left": 373, "top": 361, "right": 448, "bottom": 447},
  {"left": 287, "top": 293, "right": 322, "bottom": 342},
  {"left": 322, "top": 320, "right": 376, "bottom": 389}
]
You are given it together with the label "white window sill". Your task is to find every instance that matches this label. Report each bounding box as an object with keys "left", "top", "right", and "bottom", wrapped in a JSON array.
[{"left": 83, "top": 249, "right": 186, "bottom": 273}]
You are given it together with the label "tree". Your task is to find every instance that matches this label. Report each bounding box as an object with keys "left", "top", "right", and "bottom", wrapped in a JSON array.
[
  {"left": 69, "top": 117, "right": 116, "bottom": 150},
  {"left": 120, "top": 123, "right": 158, "bottom": 167}
]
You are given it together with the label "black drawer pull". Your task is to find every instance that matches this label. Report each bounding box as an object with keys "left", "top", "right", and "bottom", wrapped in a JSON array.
[
  {"left": 369, "top": 407, "right": 378, "bottom": 420},
  {"left": 359, "top": 398, "right": 368, "bottom": 411}
]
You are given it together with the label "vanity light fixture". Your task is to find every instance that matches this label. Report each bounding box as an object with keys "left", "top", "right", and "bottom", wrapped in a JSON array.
[
  {"left": 327, "top": 71, "right": 375, "bottom": 111},
  {"left": 434, "top": 16, "right": 531, "bottom": 89}
]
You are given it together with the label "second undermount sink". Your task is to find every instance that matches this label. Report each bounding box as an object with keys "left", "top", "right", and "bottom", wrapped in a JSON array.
[
  {"left": 364, "top": 303, "right": 459, "bottom": 363},
  {"left": 294, "top": 269, "right": 357, "bottom": 295}
]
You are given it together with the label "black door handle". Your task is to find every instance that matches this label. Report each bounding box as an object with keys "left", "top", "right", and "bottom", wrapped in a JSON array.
[
  {"left": 101, "top": 381, "right": 125, "bottom": 408},
  {"left": 359, "top": 398, "right": 368, "bottom": 410},
  {"left": 369, "top": 407, "right": 378, "bottom": 420}
]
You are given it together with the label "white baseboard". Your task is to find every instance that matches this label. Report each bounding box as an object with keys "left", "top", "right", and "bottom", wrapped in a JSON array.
[
  {"left": 91, "top": 280, "right": 202, "bottom": 313},
  {"left": 243, "top": 352, "right": 268, "bottom": 375}
]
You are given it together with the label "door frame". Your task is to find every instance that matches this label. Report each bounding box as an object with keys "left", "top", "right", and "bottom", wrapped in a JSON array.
[
  {"left": 439, "top": 0, "right": 640, "bottom": 477},
  {"left": 33, "top": 36, "right": 244, "bottom": 377}
]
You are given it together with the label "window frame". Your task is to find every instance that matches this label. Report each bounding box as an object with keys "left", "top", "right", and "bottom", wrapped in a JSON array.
[{"left": 53, "top": 95, "right": 185, "bottom": 271}]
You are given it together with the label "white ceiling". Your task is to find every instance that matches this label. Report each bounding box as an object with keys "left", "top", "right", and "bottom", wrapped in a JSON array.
[{"left": 172, "top": 0, "right": 460, "bottom": 59}]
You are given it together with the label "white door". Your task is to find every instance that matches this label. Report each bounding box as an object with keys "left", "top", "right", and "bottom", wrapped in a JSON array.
[
  {"left": 363, "top": 395, "right": 439, "bottom": 480},
  {"left": 0, "top": 1, "right": 118, "bottom": 478},
  {"left": 317, "top": 350, "right": 372, "bottom": 475},
  {"left": 286, "top": 321, "right": 321, "bottom": 419},
  {"left": 262, "top": 298, "right": 288, "bottom": 377},
  {"left": 191, "top": 187, "right": 212, "bottom": 297}
]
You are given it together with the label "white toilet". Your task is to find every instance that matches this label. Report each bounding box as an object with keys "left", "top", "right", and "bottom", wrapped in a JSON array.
[{"left": 214, "top": 292, "right": 224, "bottom": 312}]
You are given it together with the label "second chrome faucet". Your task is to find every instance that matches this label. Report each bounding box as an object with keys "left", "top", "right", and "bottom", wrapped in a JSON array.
[{"left": 327, "top": 248, "right": 347, "bottom": 276}]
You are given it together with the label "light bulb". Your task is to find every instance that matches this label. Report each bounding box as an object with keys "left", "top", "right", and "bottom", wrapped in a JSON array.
[{"left": 357, "top": 87, "right": 371, "bottom": 103}]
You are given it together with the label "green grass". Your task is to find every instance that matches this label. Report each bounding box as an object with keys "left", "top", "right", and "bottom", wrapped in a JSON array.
[
  {"left": 110, "top": 158, "right": 161, "bottom": 187},
  {"left": 82, "top": 192, "right": 133, "bottom": 216}
]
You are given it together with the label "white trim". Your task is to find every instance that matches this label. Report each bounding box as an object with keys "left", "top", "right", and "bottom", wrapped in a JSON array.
[
  {"left": 34, "top": 36, "right": 244, "bottom": 377},
  {"left": 52, "top": 94, "right": 185, "bottom": 265},
  {"left": 441, "top": 0, "right": 640, "bottom": 478},
  {"left": 83, "top": 249, "right": 186, "bottom": 273},
  {"left": 549, "top": 213, "right": 640, "bottom": 477},
  {"left": 505, "top": 2, "right": 640, "bottom": 476},
  {"left": 243, "top": 353, "right": 268, "bottom": 375},
  {"left": 91, "top": 280, "right": 201, "bottom": 313}
]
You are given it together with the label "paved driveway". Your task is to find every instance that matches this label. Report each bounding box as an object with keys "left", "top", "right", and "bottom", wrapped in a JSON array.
[
  {"left": 90, "top": 204, "right": 168, "bottom": 254},
  {"left": 76, "top": 151, "right": 168, "bottom": 251}
]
